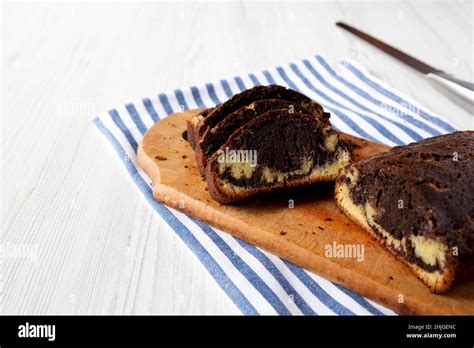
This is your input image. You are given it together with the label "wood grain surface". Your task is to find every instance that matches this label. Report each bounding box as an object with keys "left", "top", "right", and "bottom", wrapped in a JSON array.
[{"left": 138, "top": 109, "right": 474, "bottom": 315}]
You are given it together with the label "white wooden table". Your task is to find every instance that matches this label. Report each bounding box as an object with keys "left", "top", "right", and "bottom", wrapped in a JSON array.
[{"left": 2, "top": 1, "right": 473, "bottom": 314}]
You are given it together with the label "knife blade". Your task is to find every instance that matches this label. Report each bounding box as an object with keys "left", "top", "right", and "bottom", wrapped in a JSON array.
[{"left": 336, "top": 22, "right": 474, "bottom": 92}]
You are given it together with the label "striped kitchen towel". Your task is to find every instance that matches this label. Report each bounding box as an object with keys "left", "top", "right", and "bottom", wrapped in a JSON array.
[{"left": 93, "top": 55, "right": 457, "bottom": 315}]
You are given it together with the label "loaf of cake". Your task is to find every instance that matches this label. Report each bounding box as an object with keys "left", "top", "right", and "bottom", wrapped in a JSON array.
[
  {"left": 187, "top": 85, "right": 351, "bottom": 204},
  {"left": 335, "top": 131, "right": 474, "bottom": 293}
]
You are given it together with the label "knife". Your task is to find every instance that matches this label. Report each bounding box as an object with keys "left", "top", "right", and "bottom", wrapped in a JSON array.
[{"left": 336, "top": 22, "right": 474, "bottom": 102}]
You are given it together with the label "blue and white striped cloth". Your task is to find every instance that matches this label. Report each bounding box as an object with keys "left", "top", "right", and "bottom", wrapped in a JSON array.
[{"left": 93, "top": 55, "right": 457, "bottom": 315}]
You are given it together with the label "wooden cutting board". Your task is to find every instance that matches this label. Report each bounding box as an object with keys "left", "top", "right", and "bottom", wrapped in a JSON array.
[{"left": 137, "top": 109, "right": 474, "bottom": 315}]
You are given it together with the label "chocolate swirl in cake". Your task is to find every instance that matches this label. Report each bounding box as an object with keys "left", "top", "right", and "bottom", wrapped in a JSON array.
[{"left": 336, "top": 131, "right": 474, "bottom": 293}]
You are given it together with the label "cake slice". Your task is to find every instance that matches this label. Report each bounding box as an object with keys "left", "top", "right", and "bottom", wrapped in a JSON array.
[
  {"left": 195, "top": 98, "right": 326, "bottom": 175},
  {"left": 206, "top": 108, "right": 350, "bottom": 204},
  {"left": 335, "top": 131, "right": 474, "bottom": 293},
  {"left": 187, "top": 107, "right": 213, "bottom": 150},
  {"left": 186, "top": 84, "right": 325, "bottom": 151}
]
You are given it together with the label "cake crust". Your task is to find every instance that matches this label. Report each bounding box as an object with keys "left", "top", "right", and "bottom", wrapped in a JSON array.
[{"left": 186, "top": 108, "right": 212, "bottom": 150}]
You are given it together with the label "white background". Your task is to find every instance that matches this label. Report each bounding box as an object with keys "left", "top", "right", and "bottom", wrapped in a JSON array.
[{"left": 2, "top": 1, "right": 473, "bottom": 314}]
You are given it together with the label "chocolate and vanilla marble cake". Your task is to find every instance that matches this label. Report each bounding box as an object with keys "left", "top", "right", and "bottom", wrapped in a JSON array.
[
  {"left": 205, "top": 107, "right": 350, "bottom": 203},
  {"left": 185, "top": 85, "right": 350, "bottom": 203},
  {"left": 187, "top": 85, "right": 325, "bottom": 153},
  {"left": 335, "top": 131, "right": 474, "bottom": 293},
  {"left": 195, "top": 98, "right": 325, "bottom": 175}
]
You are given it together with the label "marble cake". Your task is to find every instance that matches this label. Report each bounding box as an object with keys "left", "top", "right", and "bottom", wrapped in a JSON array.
[
  {"left": 195, "top": 98, "right": 324, "bottom": 175},
  {"left": 204, "top": 107, "right": 350, "bottom": 204},
  {"left": 335, "top": 131, "right": 474, "bottom": 293},
  {"left": 186, "top": 84, "right": 325, "bottom": 153}
]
